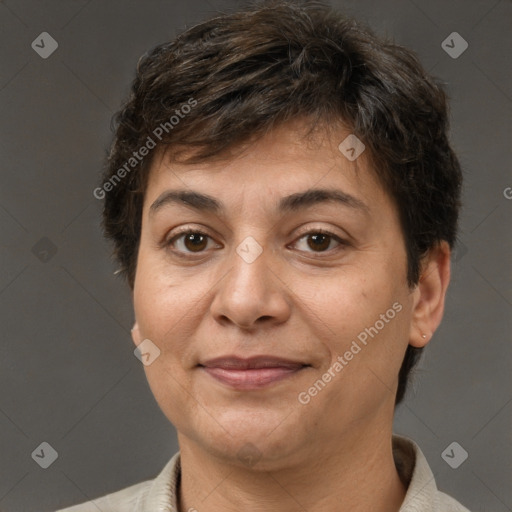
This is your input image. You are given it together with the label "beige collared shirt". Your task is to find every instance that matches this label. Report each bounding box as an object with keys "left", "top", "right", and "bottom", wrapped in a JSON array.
[{"left": 56, "top": 435, "right": 471, "bottom": 511}]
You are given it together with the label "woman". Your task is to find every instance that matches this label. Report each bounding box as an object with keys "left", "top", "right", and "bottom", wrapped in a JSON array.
[{"left": 59, "top": 1, "right": 469, "bottom": 510}]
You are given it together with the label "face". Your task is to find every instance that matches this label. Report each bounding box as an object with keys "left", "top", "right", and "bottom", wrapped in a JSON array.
[{"left": 131, "top": 120, "right": 421, "bottom": 469}]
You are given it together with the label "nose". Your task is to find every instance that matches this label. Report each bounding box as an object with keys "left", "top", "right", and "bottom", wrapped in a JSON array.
[{"left": 209, "top": 241, "right": 292, "bottom": 330}]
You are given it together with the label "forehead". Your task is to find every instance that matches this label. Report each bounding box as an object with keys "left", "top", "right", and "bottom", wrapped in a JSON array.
[{"left": 143, "top": 120, "right": 390, "bottom": 216}]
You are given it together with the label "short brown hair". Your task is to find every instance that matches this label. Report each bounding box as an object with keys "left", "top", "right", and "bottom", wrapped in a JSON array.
[{"left": 100, "top": 0, "right": 462, "bottom": 406}]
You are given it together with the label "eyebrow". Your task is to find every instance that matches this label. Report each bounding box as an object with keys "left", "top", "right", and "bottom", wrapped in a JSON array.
[{"left": 149, "top": 188, "right": 369, "bottom": 217}]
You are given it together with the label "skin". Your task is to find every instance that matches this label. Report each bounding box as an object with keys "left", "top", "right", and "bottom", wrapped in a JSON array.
[{"left": 131, "top": 119, "right": 451, "bottom": 512}]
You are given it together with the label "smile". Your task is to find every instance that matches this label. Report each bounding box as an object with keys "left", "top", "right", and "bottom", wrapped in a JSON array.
[{"left": 198, "top": 356, "right": 310, "bottom": 390}]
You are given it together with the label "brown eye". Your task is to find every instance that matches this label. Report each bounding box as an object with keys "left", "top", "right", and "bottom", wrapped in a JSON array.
[
  {"left": 183, "top": 233, "right": 208, "bottom": 252},
  {"left": 307, "top": 233, "right": 332, "bottom": 252},
  {"left": 168, "top": 230, "right": 218, "bottom": 254},
  {"left": 293, "top": 231, "right": 344, "bottom": 254}
]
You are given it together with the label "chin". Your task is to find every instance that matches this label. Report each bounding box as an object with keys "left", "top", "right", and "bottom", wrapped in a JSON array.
[
  {"left": 207, "top": 434, "right": 303, "bottom": 471},
  {"left": 186, "top": 412, "right": 306, "bottom": 470}
]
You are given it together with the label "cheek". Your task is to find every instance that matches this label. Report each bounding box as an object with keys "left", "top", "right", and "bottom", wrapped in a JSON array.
[
  {"left": 133, "top": 248, "right": 198, "bottom": 341},
  {"left": 133, "top": 261, "right": 199, "bottom": 427},
  {"left": 293, "top": 265, "right": 401, "bottom": 349},
  {"left": 132, "top": 251, "right": 225, "bottom": 380}
]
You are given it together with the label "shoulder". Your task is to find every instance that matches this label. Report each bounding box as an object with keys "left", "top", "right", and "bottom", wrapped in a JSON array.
[
  {"left": 54, "top": 452, "right": 180, "bottom": 512},
  {"left": 436, "top": 490, "right": 472, "bottom": 511},
  {"left": 54, "top": 479, "right": 151, "bottom": 511},
  {"left": 435, "top": 490, "right": 472, "bottom": 512},
  {"left": 393, "top": 435, "right": 472, "bottom": 512}
]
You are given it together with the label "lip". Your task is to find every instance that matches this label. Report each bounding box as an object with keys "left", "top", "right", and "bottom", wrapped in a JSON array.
[{"left": 199, "top": 356, "right": 309, "bottom": 390}]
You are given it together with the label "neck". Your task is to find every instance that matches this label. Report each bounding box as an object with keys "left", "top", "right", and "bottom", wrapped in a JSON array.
[{"left": 177, "top": 427, "right": 406, "bottom": 512}]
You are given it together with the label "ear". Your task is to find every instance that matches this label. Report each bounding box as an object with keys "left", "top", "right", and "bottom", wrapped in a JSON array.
[
  {"left": 409, "top": 241, "right": 451, "bottom": 348},
  {"left": 131, "top": 321, "right": 141, "bottom": 347}
]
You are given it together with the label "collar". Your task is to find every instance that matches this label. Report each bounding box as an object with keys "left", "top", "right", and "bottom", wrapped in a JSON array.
[{"left": 139, "top": 435, "right": 442, "bottom": 511}]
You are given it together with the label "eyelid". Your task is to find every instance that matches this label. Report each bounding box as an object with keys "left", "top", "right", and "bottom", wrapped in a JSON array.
[
  {"left": 293, "top": 224, "right": 346, "bottom": 239},
  {"left": 165, "top": 223, "right": 216, "bottom": 241}
]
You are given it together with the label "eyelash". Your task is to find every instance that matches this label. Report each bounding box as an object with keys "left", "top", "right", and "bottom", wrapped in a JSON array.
[{"left": 164, "top": 227, "right": 347, "bottom": 257}]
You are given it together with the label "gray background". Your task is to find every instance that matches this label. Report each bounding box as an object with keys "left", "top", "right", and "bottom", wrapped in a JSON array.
[{"left": 0, "top": 0, "right": 510, "bottom": 511}]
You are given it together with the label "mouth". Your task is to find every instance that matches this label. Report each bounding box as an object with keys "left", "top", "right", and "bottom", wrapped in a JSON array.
[{"left": 198, "top": 356, "right": 311, "bottom": 390}]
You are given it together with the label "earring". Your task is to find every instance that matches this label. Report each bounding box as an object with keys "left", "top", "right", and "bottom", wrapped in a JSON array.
[{"left": 422, "top": 333, "right": 427, "bottom": 339}]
